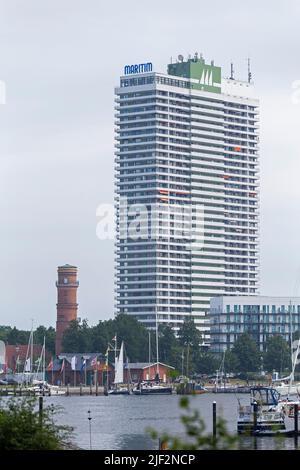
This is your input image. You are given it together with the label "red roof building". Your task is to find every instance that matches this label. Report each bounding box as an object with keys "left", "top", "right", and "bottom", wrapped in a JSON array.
[{"left": 5, "top": 344, "right": 43, "bottom": 372}]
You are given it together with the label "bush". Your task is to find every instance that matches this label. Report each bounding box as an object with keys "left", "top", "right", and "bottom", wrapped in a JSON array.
[{"left": 0, "top": 397, "right": 73, "bottom": 450}]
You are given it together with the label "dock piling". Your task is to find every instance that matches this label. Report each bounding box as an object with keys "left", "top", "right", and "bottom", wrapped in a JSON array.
[
  {"left": 213, "top": 401, "right": 217, "bottom": 438},
  {"left": 253, "top": 402, "right": 258, "bottom": 434},
  {"left": 39, "top": 396, "right": 43, "bottom": 426}
]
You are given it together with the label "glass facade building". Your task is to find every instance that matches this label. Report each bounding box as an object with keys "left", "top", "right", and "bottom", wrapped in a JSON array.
[{"left": 210, "top": 296, "right": 300, "bottom": 352}]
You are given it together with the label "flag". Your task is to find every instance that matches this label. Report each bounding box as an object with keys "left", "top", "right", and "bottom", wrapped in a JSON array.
[
  {"left": 60, "top": 358, "right": 65, "bottom": 373},
  {"left": 91, "top": 356, "right": 97, "bottom": 367},
  {"left": 81, "top": 359, "right": 86, "bottom": 370},
  {"left": 24, "top": 358, "right": 31, "bottom": 372},
  {"left": 71, "top": 356, "right": 77, "bottom": 371},
  {"left": 47, "top": 358, "right": 54, "bottom": 371},
  {"left": 112, "top": 336, "right": 116, "bottom": 342}
]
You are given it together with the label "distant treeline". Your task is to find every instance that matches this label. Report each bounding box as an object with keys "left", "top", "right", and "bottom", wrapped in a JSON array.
[{"left": 1, "top": 315, "right": 299, "bottom": 376}]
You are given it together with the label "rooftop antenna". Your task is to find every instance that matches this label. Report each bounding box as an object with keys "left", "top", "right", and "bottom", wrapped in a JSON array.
[
  {"left": 248, "top": 57, "right": 252, "bottom": 83},
  {"left": 230, "top": 62, "right": 235, "bottom": 80}
]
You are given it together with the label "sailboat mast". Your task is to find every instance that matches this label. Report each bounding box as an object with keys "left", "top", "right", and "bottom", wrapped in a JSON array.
[
  {"left": 288, "top": 337, "right": 300, "bottom": 398},
  {"left": 156, "top": 308, "right": 159, "bottom": 376},
  {"left": 43, "top": 336, "right": 46, "bottom": 382},
  {"left": 148, "top": 331, "right": 151, "bottom": 380},
  {"left": 30, "top": 320, "right": 34, "bottom": 374},
  {"left": 289, "top": 300, "right": 293, "bottom": 370}
]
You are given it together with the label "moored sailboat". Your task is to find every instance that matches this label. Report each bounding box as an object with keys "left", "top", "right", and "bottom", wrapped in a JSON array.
[
  {"left": 132, "top": 312, "right": 173, "bottom": 395},
  {"left": 108, "top": 340, "right": 130, "bottom": 395}
]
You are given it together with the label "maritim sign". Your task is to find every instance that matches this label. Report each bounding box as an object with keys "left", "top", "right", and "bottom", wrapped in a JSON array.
[{"left": 124, "top": 62, "right": 153, "bottom": 75}]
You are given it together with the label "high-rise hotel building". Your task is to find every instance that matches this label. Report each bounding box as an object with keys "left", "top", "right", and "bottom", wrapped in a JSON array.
[{"left": 115, "top": 55, "right": 260, "bottom": 339}]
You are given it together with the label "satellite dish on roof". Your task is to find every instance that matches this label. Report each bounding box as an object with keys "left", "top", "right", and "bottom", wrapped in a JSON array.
[{"left": 178, "top": 54, "right": 184, "bottom": 62}]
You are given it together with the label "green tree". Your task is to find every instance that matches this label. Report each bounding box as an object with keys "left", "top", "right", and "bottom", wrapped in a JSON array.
[
  {"left": 158, "top": 324, "right": 182, "bottom": 369},
  {"left": 263, "top": 335, "right": 290, "bottom": 373},
  {"left": 231, "top": 333, "right": 261, "bottom": 373},
  {"left": 224, "top": 350, "right": 239, "bottom": 373},
  {"left": 193, "top": 352, "right": 219, "bottom": 375},
  {"left": 177, "top": 318, "right": 202, "bottom": 376},
  {"left": 62, "top": 319, "right": 91, "bottom": 353},
  {"left": 177, "top": 318, "right": 202, "bottom": 349},
  {"left": 108, "top": 314, "right": 149, "bottom": 362},
  {"left": 0, "top": 325, "right": 12, "bottom": 342},
  {"left": 0, "top": 397, "right": 73, "bottom": 450},
  {"left": 34, "top": 326, "right": 56, "bottom": 355},
  {"left": 6, "top": 327, "right": 30, "bottom": 345}
]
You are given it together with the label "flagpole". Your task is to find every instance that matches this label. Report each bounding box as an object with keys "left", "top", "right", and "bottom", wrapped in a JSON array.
[
  {"left": 43, "top": 336, "right": 46, "bottom": 382},
  {"left": 31, "top": 319, "right": 34, "bottom": 376}
]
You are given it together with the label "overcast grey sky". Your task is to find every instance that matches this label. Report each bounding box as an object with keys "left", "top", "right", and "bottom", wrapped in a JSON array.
[{"left": 0, "top": 0, "right": 300, "bottom": 329}]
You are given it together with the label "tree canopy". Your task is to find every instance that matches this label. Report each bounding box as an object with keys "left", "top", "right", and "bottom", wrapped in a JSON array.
[
  {"left": 230, "top": 333, "right": 261, "bottom": 373},
  {"left": 263, "top": 335, "right": 291, "bottom": 373},
  {"left": 0, "top": 397, "right": 73, "bottom": 450}
]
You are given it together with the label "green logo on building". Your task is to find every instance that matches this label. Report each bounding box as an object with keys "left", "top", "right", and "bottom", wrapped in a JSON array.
[{"left": 168, "top": 56, "right": 221, "bottom": 94}]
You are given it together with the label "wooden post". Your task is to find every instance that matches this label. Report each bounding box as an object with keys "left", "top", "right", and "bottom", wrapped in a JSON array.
[
  {"left": 294, "top": 404, "right": 299, "bottom": 434},
  {"left": 294, "top": 404, "right": 299, "bottom": 448},
  {"left": 96, "top": 380, "right": 98, "bottom": 396},
  {"left": 213, "top": 401, "right": 217, "bottom": 438},
  {"left": 67, "top": 383, "right": 70, "bottom": 396},
  {"left": 80, "top": 383, "right": 83, "bottom": 396},
  {"left": 39, "top": 396, "right": 43, "bottom": 426},
  {"left": 253, "top": 402, "right": 258, "bottom": 434},
  {"left": 90, "top": 382, "right": 92, "bottom": 395}
]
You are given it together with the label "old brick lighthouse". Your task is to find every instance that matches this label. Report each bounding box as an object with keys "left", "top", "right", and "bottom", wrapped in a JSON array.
[{"left": 55, "top": 264, "right": 79, "bottom": 355}]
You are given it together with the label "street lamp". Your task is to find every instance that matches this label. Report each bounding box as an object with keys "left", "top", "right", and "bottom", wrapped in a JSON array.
[{"left": 87, "top": 409, "right": 92, "bottom": 450}]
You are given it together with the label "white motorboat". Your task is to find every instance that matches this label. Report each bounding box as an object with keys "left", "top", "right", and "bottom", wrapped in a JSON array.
[
  {"left": 29, "top": 380, "right": 66, "bottom": 396},
  {"left": 238, "top": 386, "right": 285, "bottom": 434},
  {"left": 133, "top": 380, "right": 173, "bottom": 395},
  {"left": 237, "top": 386, "right": 300, "bottom": 434}
]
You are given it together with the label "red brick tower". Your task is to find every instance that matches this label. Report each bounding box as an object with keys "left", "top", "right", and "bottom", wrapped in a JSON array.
[{"left": 55, "top": 264, "right": 79, "bottom": 355}]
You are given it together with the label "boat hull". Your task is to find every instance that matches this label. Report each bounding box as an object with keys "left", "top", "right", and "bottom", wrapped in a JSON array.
[
  {"left": 133, "top": 387, "right": 173, "bottom": 395},
  {"left": 108, "top": 389, "right": 130, "bottom": 395},
  {"left": 237, "top": 420, "right": 286, "bottom": 435}
]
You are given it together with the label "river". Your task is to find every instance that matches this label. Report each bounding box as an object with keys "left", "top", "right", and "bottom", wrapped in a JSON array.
[{"left": 42, "top": 393, "right": 299, "bottom": 450}]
